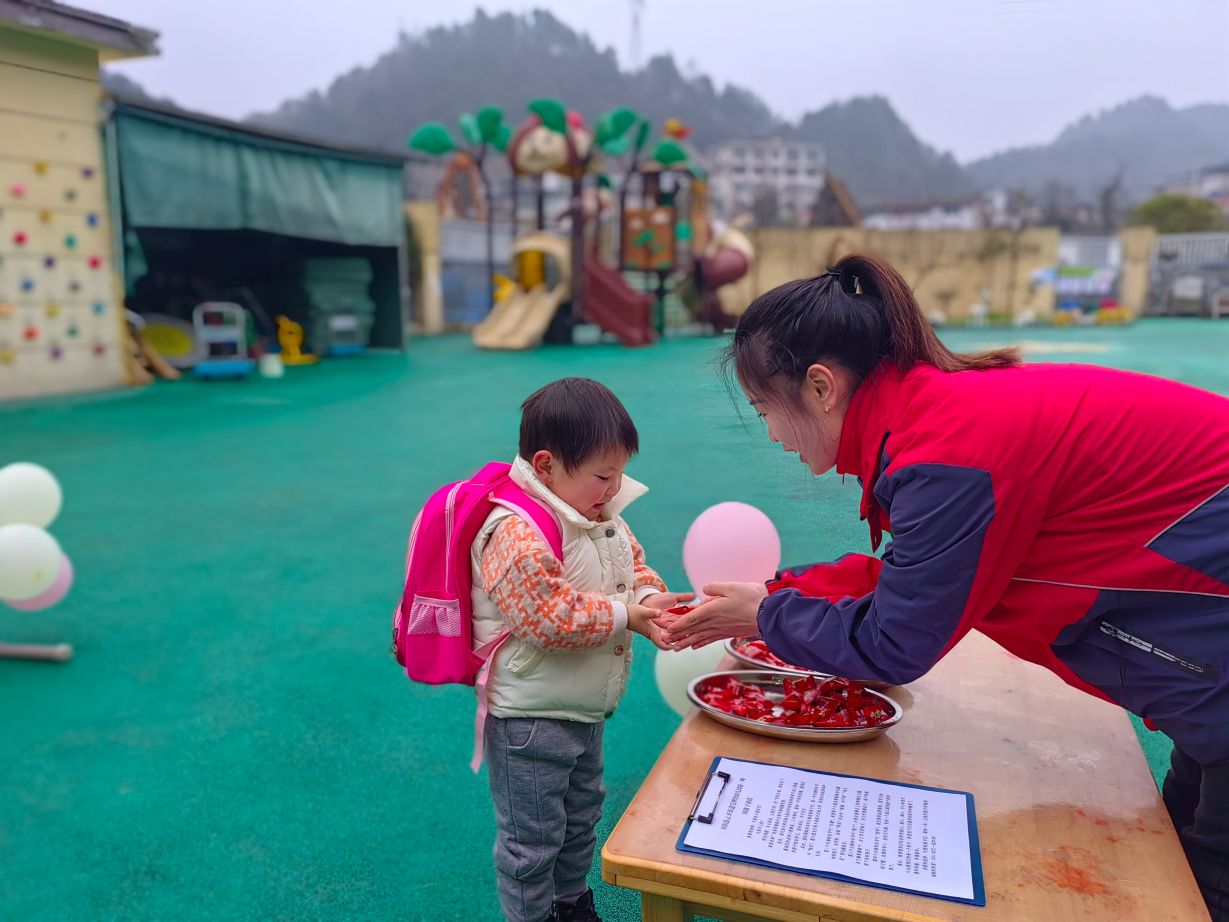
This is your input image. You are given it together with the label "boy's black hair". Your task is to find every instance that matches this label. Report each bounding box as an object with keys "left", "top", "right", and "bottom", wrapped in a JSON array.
[{"left": 519, "top": 378, "right": 638, "bottom": 471}]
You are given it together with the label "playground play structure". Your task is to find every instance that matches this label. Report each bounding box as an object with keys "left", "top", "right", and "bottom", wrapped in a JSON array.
[{"left": 410, "top": 102, "right": 754, "bottom": 350}]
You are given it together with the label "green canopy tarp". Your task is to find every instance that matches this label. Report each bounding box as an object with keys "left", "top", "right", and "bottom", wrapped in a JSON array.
[{"left": 112, "top": 103, "right": 405, "bottom": 248}]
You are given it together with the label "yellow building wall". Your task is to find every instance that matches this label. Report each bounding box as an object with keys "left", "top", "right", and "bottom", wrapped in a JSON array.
[
  {"left": 744, "top": 227, "right": 1062, "bottom": 322},
  {"left": 0, "top": 27, "right": 126, "bottom": 401}
]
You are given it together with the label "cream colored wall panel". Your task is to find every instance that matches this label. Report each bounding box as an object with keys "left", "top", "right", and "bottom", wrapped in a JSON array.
[
  {"left": 0, "top": 109, "right": 100, "bottom": 161},
  {"left": 0, "top": 61, "right": 100, "bottom": 119},
  {"left": 0, "top": 29, "right": 97, "bottom": 79}
]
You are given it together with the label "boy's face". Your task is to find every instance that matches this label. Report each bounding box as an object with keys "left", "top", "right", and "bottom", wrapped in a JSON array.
[{"left": 531, "top": 449, "right": 629, "bottom": 521}]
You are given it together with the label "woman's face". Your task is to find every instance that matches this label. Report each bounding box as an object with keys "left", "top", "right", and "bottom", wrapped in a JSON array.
[{"left": 746, "top": 364, "right": 849, "bottom": 476}]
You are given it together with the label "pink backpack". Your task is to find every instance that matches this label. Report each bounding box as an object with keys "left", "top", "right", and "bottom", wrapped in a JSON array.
[{"left": 392, "top": 461, "right": 563, "bottom": 686}]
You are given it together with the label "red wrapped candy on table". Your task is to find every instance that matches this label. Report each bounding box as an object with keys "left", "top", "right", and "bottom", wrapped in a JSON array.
[{"left": 698, "top": 674, "right": 894, "bottom": 728}]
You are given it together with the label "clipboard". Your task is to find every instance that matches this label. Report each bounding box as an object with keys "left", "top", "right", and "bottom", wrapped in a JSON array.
[
  {"left": 678, "top": 756, "right": 986, "bottom": 908},
  {"left": 688, "top": 768, "right": 730, "bottom": 824}
]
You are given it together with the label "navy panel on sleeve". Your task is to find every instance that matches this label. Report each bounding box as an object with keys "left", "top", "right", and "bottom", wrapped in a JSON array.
[{"left": 758, "top": 463, "right": 996, "bottom": 684}]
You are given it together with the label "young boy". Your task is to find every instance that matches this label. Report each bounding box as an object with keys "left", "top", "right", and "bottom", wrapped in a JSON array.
[{"left": 472, "top": 377, "right": 686, "bottom": 922}]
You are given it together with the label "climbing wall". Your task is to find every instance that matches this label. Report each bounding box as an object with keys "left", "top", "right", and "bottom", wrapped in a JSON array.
[{"left": 0, "top": 28, "right": 126, "bottom": 401}]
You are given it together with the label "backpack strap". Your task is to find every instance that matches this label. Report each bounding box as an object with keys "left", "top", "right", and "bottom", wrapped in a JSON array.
[
  {"left": 489, "top": 480, "right": 565, "bottom": 560},
  {"left": 470, "top": 631, "right": 511, "bottom": 773}
]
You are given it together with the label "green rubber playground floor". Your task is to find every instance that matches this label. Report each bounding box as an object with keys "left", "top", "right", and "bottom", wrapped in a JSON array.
[{"left": 3, "top": 319, "right": 1227, "bottom": 921}]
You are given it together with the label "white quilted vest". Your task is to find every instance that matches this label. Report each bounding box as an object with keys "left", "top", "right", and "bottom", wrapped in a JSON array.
[{"left": 471, "top": 456, "right": 647, "bottom": 722}]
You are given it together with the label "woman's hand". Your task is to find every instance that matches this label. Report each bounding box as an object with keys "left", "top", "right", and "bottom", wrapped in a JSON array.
[
  {"left": 638, "top": 591, "right": 695, "bottom": 611},
  {"left": 660, "top": 581, "right": 769, "bottom": 649}
]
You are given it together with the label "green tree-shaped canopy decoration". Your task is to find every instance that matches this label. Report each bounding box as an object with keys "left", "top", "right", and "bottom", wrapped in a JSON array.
[
  {"left": 634, "top": 119, "right": 651, "bottom": 151},
  {"left": 476, "top": 106, "right": 506, "bottom": 145},
  {"left": 600, "top": 133, "right": 632, "bottom": 157},
  {"left": 652, "top": 139, "right": 689, "bottom": 167},
  {"left": 408, "top": 122, "right": 458, "bottom": 156},
  {"left": 595, "top": 107, "right": 643, "bottom": 156},
  {"left": 458, "top": 113, "right": 482, "bottom": 146},
  {"left": 493, "top": 123, "right": 512, "bottom": 153},
  {"left": 608, "top": 107, "right": 640, "bottom": 139},
  {"left": 528, "top": 98, "right": 568, "bottom": 135}
]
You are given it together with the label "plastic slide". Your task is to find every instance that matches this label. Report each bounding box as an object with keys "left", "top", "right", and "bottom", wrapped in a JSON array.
[
  {"left": 472, "top": 284, "right": 568, "bottom": 351},
  {"left": 582, "top": 257, "right": 655, "bottom": 347},
  {"left": 689, "top": 226, "right": 756, "bottom": 332}
]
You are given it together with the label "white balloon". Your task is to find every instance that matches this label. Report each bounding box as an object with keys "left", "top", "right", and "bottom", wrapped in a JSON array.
[
  {"left": 0, "top": 524, "right": 62, "bottom": 600},
  {"left": 0, "top": 463, "right": 63, "bottom": 528},
  {"left": 654, "top": 644, "right": 727, "bottom": 717}
]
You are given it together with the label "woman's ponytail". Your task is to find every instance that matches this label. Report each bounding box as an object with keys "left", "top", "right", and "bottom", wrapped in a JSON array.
[
  {"left": 727, "top": 253, "right": 1020, "bottom": 407},
  {"left": 833, "top": 254, "right": 1019, "bottom": 373}
]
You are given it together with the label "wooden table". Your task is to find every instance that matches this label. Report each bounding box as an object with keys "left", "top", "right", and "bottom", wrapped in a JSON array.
[{"left": 602, "top": 633, "right": 1210, "bottom": 921}]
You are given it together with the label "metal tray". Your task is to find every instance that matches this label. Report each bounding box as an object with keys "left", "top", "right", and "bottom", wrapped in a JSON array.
[
  {"left": 687, "top": 669, "right": 902, "bottom": 743},
  {"left": 724, "top": 638, "right": 893, "bottom": 690}
]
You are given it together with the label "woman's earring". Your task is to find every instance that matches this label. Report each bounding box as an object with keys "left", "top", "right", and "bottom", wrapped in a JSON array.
[{"left": 824, "top": 405, "right": 831, "bottom": 413}]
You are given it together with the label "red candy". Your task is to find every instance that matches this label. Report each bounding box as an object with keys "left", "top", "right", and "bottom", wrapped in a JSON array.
[
  {"left": 737, "top": 639, "right": 797, "bottom": 670},
  {"left": 699, "top": 674, "right": 894, "bottom": 729}
]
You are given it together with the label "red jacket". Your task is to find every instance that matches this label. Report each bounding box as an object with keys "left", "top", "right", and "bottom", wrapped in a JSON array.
[{"left": 759, "top": 361, "right": 1229, "bottom": 762}]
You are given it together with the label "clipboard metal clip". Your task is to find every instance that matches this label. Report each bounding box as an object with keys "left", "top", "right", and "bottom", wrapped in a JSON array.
[{"left": 688, "top": 770, "right": 731, "bottom": 824}]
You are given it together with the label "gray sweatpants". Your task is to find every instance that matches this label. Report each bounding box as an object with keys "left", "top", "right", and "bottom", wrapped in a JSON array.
[{"left": 484, "top": 715, "right": 605, "bottom": 922}]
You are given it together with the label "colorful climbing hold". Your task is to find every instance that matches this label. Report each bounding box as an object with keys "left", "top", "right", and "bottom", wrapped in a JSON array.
[
  {"left": 88, "top": 255, "right": 103, "bottom": 270},
  {"left": 34, "top": 162, "right": 48, "bottom": 176},
  {"left": 39, "top": 209, "right": 53, "bottom": 224},
  {"left": 64, "top": 234, "right": 78, "bottom": 249},
  {"left": 67, "top": 323, "right": 79, "bottom": 338},
  {"left": 43, "top": 256, "right": 56, "bottom": 269},
  {"left": 0, "top": 304, "right": 13, "bottom": 318},
  {"left": 86, "top": 213, "right": 100, "bottom": 228},
  {"left": 0, "top": 346, "right": 14, "bottom": 364},
  {"left": 69, "top": 280, "right": 81, "bottom": 293},
  {"left": 93, "top": 341, "right": 106, "bottom": 356},
  {"left": 92, "top": 301, "right": 105, "bottom": 315},
  {"left": 20, "top": 278, "right": 34, "bottom": 292},
  {"left": 81, "top": 167, "right": 96, "bottom": 179},
  {"left": 12, "top": 231, "right": 28, "bottom": 246},
  {"left": 9, "top": 183, "right": 26, "bottom": 199},
  {"left": 23, "top": 326, "right": 38, "bottom": 342},
  {"left": 64, "top": 189, "right": 78, "bottom": 202},
  {"left": 45, "top": 303, "right": 61, "bottom": 318},
  {"left": 49, "top": 343, "right": 63, "bottom": 360}
]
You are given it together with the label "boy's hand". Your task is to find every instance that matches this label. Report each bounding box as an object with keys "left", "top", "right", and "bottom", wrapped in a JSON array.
[
  {"left": 627, "top": 603, "right": 672, "bottom": 650},
  {"left": 638, "top": 591, "right": 695, "bottom": 611}
]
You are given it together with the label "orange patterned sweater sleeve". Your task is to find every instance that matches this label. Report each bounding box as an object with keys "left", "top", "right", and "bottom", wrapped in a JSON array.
[
  {"left": 627, "top": 526, "right": 667, "bottom": 601},
  {"left": 480, "top": 516, "right": 626, "bottom": 651}
]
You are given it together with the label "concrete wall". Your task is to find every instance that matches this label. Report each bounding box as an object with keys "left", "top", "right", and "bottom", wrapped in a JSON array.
[
  {"left": 405, "top": 201, "right": 443, "bottom": 334},
  {"left": 0, "top": 27, "right": 128, "bottom": 400},
  {"left": 1117, "top": 226, "right": 1156, "bottom": 318},
  {"left": 743, "top": 227, "right": 1062, "bottom": 321}
]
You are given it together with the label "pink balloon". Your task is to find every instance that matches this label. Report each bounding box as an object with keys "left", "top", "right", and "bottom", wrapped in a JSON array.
[
  {"left": 683, "top": 502, "right": 781, "bottom": 596},
  {"left": 5, "top": 553, "right": 73, "bottom": 611}
]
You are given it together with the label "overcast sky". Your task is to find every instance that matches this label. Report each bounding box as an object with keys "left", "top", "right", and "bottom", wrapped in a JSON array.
[{"left": 96, "top": 0, "right": 1229, "bottom": 162}]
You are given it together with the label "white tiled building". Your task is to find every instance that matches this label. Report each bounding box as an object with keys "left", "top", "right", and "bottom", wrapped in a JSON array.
[
  {"left": 708, "top": 138, "right": 826, "bottom": 223},
  {"left": 862, "top": 189, "right": 1017, "bottom": 231}
]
